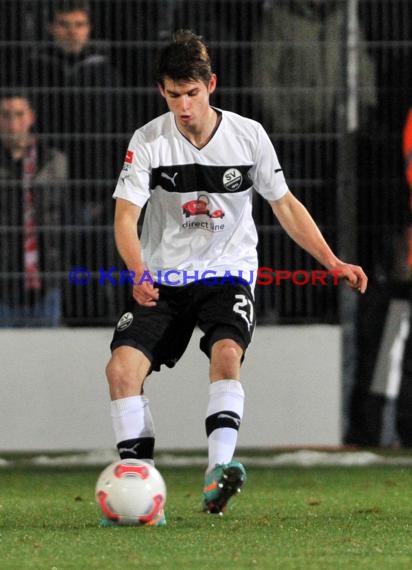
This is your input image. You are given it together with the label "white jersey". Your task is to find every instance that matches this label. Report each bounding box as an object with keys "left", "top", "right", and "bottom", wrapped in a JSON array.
[{"left": 113, "top": 109, "right": 289, "bottom": 285}]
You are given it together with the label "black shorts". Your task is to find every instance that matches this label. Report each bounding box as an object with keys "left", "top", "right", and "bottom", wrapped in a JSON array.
[{"left": 110, "top": 278, "right": 256, "bottom": 372}]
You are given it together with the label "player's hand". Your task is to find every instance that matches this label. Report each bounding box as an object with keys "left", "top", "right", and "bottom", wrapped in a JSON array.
[
  {"left": 132, "top": 265, "right": 159, "bottom": 307},
  {"left": 339, "top": 263, "right": 368, "bottom": 294}
]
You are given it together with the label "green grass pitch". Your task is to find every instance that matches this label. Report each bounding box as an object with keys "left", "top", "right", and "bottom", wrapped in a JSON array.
[{"left": 1, "top": 464, "right": 412, "bottom": 569}]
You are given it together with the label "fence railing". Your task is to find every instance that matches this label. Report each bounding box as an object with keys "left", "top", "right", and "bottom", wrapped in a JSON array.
[{"left": 0, "top": 0, "right": 410, "bottom": 325}]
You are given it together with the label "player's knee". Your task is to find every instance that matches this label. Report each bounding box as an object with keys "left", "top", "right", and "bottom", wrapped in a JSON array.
[
  {"left": 213, "top": 339, "right": 243, "bottom": 362},
  {"left": 211, "top": 339, "right": 243, "bottom": 378},
  {"left": 105, "top": 357, "right": 139, "bottom": 394},
  {"left": 105, "top": 357, "right": 123, "bottom": 388}
]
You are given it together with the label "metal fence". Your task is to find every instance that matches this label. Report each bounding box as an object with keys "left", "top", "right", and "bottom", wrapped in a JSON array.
[{"left": 0, "top": 0, "right": 410, "bottom": 326}]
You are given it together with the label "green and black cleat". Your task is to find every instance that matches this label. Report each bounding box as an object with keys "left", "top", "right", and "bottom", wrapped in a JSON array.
[{"left": 202, "top": 461, "right": 247, "bottom": 514}]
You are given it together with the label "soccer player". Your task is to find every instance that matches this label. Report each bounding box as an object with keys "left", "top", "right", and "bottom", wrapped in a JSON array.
[{"left": 104, "top": 30, "right": 367, "bottom": 525}]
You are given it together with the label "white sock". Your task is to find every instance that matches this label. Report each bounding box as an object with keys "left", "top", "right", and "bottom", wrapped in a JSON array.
[
  {"left": 205, "top": 380, "right": 245, "bottom": 472},
  {"left": 110, "top": 395, "right": 155, "bottom": 464}
]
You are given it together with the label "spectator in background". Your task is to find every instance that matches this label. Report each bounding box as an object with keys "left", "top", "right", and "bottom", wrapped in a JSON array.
[
  {"left": 251, "top": 0, "right": 377, "bottom": 219},
  {"left": 394, "top": 109, "right": 412, "bottom": 446},
  {"left": 252, "top": 0, "right": 377, "bottom": 136},
  {"left": 403, "top": 110, "right": 412, "bottom": 221},
  {"left": 27, "top": 0, "right": 122, "bottom": 323},
  {"left": 0, "top": 92, "right": 68, "bottom": 327},
  {"left": 249, "top": 0, "right": 378, "bottom": 324},
  {"left": 27, "top": 0, "right": 122, "bottom": 181},
  {"left": 345, "top": 108, "right": 412, "bottom": 448}
]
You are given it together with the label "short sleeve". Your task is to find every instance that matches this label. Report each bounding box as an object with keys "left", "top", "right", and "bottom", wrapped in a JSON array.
[
  {"left": 113, "top": 130, "right": 151, "bottom": 207},
  {"left": 250, "top": 125, "right": 289, "bottom": 202}
]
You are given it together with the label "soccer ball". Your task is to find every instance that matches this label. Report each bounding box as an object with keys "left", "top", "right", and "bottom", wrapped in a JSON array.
[{"left": 95, "top": 459, "right": 167, "bottom": 525}]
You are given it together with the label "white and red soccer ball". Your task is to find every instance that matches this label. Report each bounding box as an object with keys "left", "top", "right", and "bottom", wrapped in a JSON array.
[{"left": 95, "top": 459, "right": 167, "bottom": 525}]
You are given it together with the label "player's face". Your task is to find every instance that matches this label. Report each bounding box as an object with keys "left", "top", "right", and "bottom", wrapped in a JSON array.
[
  {"left": 159, "top": 76, "right": 217, "bottom": 134},
  {"left": 49, "top": 10, "right": 91, "bottom": 54},
  {"left": 0, "top": 98, "right": 35, "bottom": 148}
]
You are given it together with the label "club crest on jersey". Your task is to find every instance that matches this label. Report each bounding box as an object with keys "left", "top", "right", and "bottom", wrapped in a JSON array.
[
  {"left": 223, "top": 168, "right": 243, "bottom": 191},
  {"left": 116, "top": 311, "right": 133, "bottom": 331}
]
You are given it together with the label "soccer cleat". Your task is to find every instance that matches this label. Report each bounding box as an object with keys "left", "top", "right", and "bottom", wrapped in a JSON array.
[
  {"left": 99, "top": 517, "right": 118, "bottom": 528},
  {"left": 99, "top": 508, "right": 166, "bottom": 528},
  {"left": 202, "top": 461, "right": 246, "bottom": 514},
  {"left": 143, "top": 508, "right": 167, "bottom": 527}
]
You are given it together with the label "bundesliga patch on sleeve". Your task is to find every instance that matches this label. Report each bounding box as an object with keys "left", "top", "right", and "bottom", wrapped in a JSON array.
[
  {"left": 122, "top": 149, "right": 134, "bottom": 171},
  {"left": 125, "top": 150, "right": 134, "bottom": 164}
]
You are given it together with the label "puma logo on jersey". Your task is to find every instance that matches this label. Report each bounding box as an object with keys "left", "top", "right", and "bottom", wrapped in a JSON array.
[{"left": 161, "top": 171, "right": 178, "bottom": 187}]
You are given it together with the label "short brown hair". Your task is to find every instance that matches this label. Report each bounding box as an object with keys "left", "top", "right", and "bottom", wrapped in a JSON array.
[
  {"left": 156, "top": 29, "right": 213, "bottom": 87},
  {"left": 0, "top": 90, "right": 33, "bottom": 109},
  {"left": 50, "top": 0, "right": 91, "bottom": 22}
]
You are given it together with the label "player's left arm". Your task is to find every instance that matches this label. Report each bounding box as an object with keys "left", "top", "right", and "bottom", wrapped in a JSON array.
[{"left": 270, "top": 191, "right": 368, "bottom": 293}]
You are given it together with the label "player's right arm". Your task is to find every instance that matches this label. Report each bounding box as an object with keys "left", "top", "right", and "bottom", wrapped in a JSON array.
[{"left": 114, "top": 198, "right": 159, "bottom": 306}]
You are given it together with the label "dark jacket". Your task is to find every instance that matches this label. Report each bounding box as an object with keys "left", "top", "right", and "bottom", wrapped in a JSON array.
[
  {"left": 27, "top": 43, "right": 122, "bottom": 135},
  {"left": 27, "top": 43, "right": 122, "bottom": 179},
  {"left": 252, "top": 0, "right": 377, "bottom": 133},
  {"left": 0, "top": 141, "right": 68, "bottom": 301}
]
